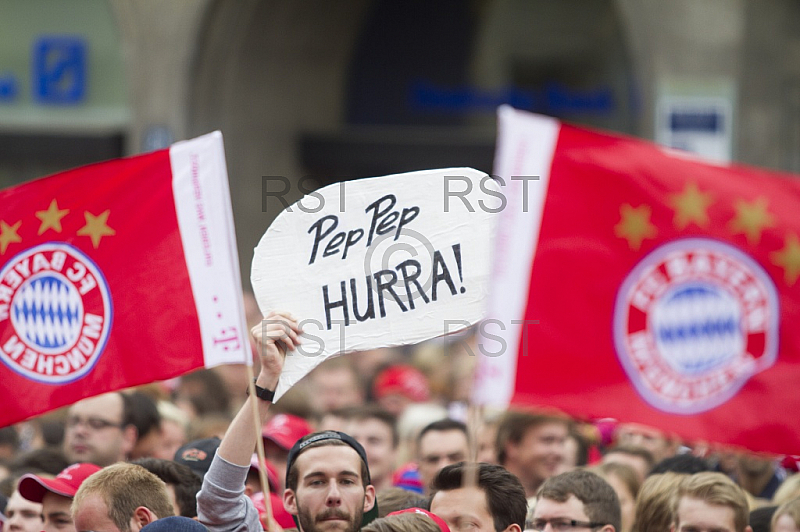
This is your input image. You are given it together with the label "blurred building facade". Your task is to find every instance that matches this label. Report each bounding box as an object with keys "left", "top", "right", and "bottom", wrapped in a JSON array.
[{"left": 1, "top": 0, "right": 799, "bottom": 282}]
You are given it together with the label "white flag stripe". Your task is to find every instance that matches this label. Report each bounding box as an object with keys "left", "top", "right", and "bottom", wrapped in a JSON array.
[
  {"left": 472, "top": 106, "right": 561, "bottom": 407},
  {"left": 170, "top": 132, "right": 250, "bottom": 368}
]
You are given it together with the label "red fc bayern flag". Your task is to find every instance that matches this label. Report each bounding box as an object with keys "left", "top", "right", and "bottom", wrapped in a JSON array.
[
  {"left": 474, "top": 106, "right": 800, "bottom": 455},
  {"left": 0, "top": 132, "right": 250, "bottom": 427}
]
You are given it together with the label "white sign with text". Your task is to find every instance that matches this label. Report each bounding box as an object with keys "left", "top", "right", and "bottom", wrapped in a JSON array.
[{"left": 251, "top": 168, "right": 500, "bottom": 400}]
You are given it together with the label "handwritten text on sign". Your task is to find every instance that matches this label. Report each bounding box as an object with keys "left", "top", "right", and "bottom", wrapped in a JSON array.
[{"left": 251, "top": 168, "right": 500, "bottom": 399}]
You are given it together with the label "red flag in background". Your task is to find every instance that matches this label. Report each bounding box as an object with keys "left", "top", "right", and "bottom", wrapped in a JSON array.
[
  {"left": 0, "top": 132, "right": 249, "bottom": 427},
  {"left": 475, "top": 106, "right": 800, "bottom": 455}
]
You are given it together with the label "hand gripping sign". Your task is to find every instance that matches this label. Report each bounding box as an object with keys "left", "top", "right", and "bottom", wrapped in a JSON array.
[{"left": 251, "top": 168, "right": 500, "bottom": 400}]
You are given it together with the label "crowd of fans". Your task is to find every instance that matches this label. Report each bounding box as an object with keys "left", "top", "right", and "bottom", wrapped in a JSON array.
[{"left": 0, "top": 298, "right": 799, "bottom": 532}]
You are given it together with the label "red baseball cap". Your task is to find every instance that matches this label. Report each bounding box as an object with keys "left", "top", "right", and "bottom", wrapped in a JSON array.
[
  {"left": 249, "top": 454, "right": 280, "bottom": 494},
  {"left": 18, "top": 462, "right": 101, "bottom": 503},
  {"left": 373, "top": 365, "right": 430, "bottom": 402},
  {"left": 261, "top": 414, "right": 313, "bottom": 451},
  {"left": 388, "top": 508, "right": 451, "bottom": 532}
]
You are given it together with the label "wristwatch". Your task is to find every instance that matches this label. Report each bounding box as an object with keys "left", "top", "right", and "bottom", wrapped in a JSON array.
[{"left": 246, "top": 378, "right": 275, "bottom": 402}]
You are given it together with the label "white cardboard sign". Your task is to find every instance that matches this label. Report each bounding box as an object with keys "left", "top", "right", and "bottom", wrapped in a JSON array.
[{"left": 251, "top": 168, "right": 500, "bottom": 400}]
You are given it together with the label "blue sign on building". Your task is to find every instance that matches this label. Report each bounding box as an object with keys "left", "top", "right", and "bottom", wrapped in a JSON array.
[
  {"left": 0, "top": 74, "right": 18, "bottom": 102},
  {"left": 33, "top": 36, "right": 87, "bottom": 104}
]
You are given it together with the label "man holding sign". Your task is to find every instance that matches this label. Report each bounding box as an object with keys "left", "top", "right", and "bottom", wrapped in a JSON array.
[{"left": 197, "top": 311, "right": 376, "bottom": 532}]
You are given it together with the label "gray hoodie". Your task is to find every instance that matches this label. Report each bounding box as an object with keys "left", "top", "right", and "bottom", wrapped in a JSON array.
[{"left": 197, "top": 454, "right": 263, "bottom": 532}]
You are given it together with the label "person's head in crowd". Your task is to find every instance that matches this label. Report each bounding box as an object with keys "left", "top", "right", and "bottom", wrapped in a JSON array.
[
  {"left": 614, "top": 423, "right": 679, "bottom": 465},
  {"left": 341, "top": 406, "right": 399, "bottom": 491},
  {"left": 496, "top": 410, "right": 570, "bottom": 497},
  {"left": 395, "top": 403, "right": 448, "bottom": 467},
  {"left": 556, "top": 426, "right": 591, "bottom": 475},
  {"left": 126, "top": 392, "right": 162, "bottom": 460},
  {"left": 631, "top": 472, "right": 685, "bottom": 532},
  {"left": 416, "top": 420, "right": 469, "bottom": 495},
  {"left": 63, "top": 392, "right": 137, "bottom": 467},
  {"left": 306, "top": 357, "right": 365, "bottom": 415},
  {"left": 772, "top": 499, "right": 800, "bottom": 532},
  {"left": 9, "top": 448, "right": 69, "bottom": 477},
  {"left": 186, "top": 414, "right": 231, "bottom": 442},
  {"left": 0, "top": 460, "right": 10, "bottom": 487},
  {"left": 476, "top": 413, "right": 502, "bottom": 465},
  {"left": 715, "top": 450, "right": 742, "bottom": 477},
  {"left": 0, "top": 475, "right": 13, "bottom": 499},
  {"left": 246, "top": 454, "right": 281, "bottom": 497},
  {"left": 72, "top": 463, "right": 174, "bottom": 532},
  {"left": 531, "top": 470, "right": 620, "bottom": 532},
  {"left": 748, "top": 505, "right": 777, "bottom": 532},
  {"left": 151, "top": 401, "right": 189, "bottom": 461},
  {"left": 651, "top": 453, "right": 713, "bottom": 476},
  {"left": 672, "top": 472, "right": 751, "bottom": 532},
  {"left": 372, "top": 365, "right": 430, "bottom": 417},
  {"left": 131, "top": 458, "right": 202, "bottom": 519},
  {"left": 354, "top": 348, "right": 403, "bottom": 387},
  {"left": 430, "top": 462, "right": 526, "bottom": 532},
  {"left": 774, "top": 475, "right": 800, "bottom": 506},
  {"left": 601, "top": 444, "right": 655, "bottom": 484},
  {"left": 262, "top": 413, "right": 313, "bottom": 491},
  {"left": 173, "top": 369, "right": 231, "bottom": 420},
  {"left": 18, "top": 462, "right": 101, "bottom": 532},
  {"left": 316, "top": 410, "right": 349, "bottom": 432},
  {"left": 375, "top": 487, "right": 427, "bottom": 518},
  {"left": 284, "top": 430, "right": 376, "bottom": 532},
  {"left": 173, "top": 437, "right": 220, "bottom": 480},
  {"left": 34, "top": 410, "right": 68, "bottom": 449},
  {"left": 363, "top": 508, "right": 449, "bottom": 532},
  {"left": 0, "top": 429, "right": 20, "bottom": 462},
  {"left": 5, "top": 489, "right": 43, "bottom": 532},
  {"left": 592, "top": 462, "right": 640, "bottom": 532},
  {"left": 736, "top": 454, "right": 782, "bottom": 500}
]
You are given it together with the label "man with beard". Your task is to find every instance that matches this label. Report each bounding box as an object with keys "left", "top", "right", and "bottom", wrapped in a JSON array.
[
  {"left": 197, "top": 311, "right": 376, "bottom": 532},
  {"left": 284, "top": 431, "right": 376, "bottom": 532}
]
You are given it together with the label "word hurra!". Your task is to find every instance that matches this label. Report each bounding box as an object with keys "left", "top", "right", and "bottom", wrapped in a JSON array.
[{"left": 322, "top": 244, "right": 464, "bottom": 330}]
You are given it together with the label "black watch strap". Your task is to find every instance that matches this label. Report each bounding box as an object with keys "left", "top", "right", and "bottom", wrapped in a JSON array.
[{"left": 247, "top": 379, "right": 275, "bottom": 402}]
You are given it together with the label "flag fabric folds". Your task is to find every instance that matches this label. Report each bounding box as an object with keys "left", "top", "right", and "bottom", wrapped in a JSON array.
[
  {"left": 0, "top": 132, "right": 249, "bottom": 427},
  {"left": 475, "top": 106, "right": 800, "bottom": 455}
]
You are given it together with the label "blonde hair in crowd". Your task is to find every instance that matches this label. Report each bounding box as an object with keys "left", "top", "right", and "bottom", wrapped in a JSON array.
[
  {"left": 362, "top": 511, "right": 442, "bottom": 532},
  {"left": 631, "top": 472, "right": 685, "bottom": 532},
  {"left": 72, "top": 463, "right": 174, "bottom": 531},
  {"left": 673, "top": 472, "right": 749, "bottom": 532},
  {"left": 774, "top": 474, "right": 800, "bottom": 506},
  {"left": 593, "top": 462, "right": 642, "bottom": 500},
  {"left": 773, "top": 497, "right": 800, "bottom": 530}
]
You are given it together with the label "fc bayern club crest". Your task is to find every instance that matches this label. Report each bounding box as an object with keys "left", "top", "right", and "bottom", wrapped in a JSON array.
[
  {"left": 0, "top": 243, "right": 112, "bottom": 384},
  {"left": 613, "top": 238, "right": 779, "bottom": 414}
]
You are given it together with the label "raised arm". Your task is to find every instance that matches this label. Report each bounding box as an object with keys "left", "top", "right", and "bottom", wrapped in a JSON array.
[
  {"left": 197, "top": 311, "right": 301, "bottom": 532},
  {"left": 219, "top": 310, "right": 301, "bottom": 465}
]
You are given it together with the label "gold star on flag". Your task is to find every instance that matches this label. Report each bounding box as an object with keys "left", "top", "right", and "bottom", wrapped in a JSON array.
[
  {"left": 0, "top": 220, "right": 22, "bottom": 254},
  {"left": 615, "top": 204, "right": 657, "bottom": 251},
  {"left": 35, "top": 199, "right": 70, "bottom": 235},
  {"left": 670, "top": 183, "right": 713, "bottom": 229},
  {"left": 77, "top": 210, "right": 115, "bottom": 249},
  {"left": 729, "top": 197, "right": 775, "bottom": 245},
  {"left": 771, "top": 233, "right": 800, "bottom": 285}
]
